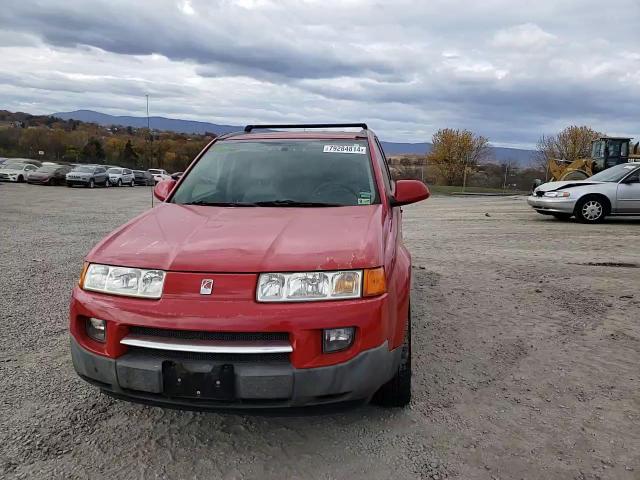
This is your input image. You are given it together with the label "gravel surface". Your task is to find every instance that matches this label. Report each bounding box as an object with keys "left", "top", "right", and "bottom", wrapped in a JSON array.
[{"left": 1, "top": 183, "right": 639, "bottom": 479}]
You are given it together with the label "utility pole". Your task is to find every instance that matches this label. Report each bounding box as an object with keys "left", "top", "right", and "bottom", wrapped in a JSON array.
[{"left": 145, "top": 94, "right": 151, "bottom": 169}]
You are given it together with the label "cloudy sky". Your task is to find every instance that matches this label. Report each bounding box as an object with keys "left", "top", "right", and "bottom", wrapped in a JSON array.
[{"left": 0, "top": 0, "right": 638, "bottom": 147}]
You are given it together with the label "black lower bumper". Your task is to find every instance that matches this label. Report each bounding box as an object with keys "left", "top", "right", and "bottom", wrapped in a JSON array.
[{"left": 71, "top": 337, "right": 401, "bottom": 409}]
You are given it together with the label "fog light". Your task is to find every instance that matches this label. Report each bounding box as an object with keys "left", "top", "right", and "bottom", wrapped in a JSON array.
[
  {"left": 323, "top": 327, "right": 355, "bottom": 353},
  {"left": 86, "top": 318, "right": 106, "bottom": 342}
]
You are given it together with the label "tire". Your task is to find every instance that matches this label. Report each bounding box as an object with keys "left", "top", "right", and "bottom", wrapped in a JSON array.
[
  {"left": 372, "top": 306, "right": 412, "bottom": 407},
  {"left": 552, "top": 213, "right": 572, "bottom": 221},
  {"left": 17, "top": 175, "right": 24, "bottom": 183},
  {"left": 117, "top": 179, "right": 122, "bottom": 187},
  {"left": 104, "top": 179, "right": 110, "bottom": 188},
  {"left": 130, "top": 179, "right": 135, "bottom": 187},
  {"left": 88, "top": 179, "right": 95, "bottom": 189},
  {"left": 575, "top": 196, "right": 607, "bottom": 223}
]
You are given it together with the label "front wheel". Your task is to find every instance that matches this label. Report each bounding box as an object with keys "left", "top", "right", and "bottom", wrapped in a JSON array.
[
  {"left": 117, "top": 179, "right": 122, "bottom": 187},
  {"left": 130, "top": 179, "right": 135, "bottom": 187},
  {"left": 372, "top": 307, "right": 411, "bottom": 407},
  {"left": 88, "top": 179, "right": 95, "bottom": 189},
  {"left": 575, "top": 196, "right": 607, "bottom": 223}
]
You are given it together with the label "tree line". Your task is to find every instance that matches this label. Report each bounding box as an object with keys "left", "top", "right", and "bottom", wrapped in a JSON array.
[{"left": 0, "top": 110, "right": 213, "bottom": 172}]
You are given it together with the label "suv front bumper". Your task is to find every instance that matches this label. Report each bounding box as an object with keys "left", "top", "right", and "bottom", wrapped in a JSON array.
[{"left": 71, "top": 336, "right": 401, "bottom": 408}]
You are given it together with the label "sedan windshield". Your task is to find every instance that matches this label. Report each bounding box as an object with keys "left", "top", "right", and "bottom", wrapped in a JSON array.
[
  {"left": 171, "top": 140, "right": 379, "bottom": 207},
  {"left": 589, "top": 163, "right": 640, "bottom": 182},
  {"left": 36, "top": 166, "right": 60, "bottom": 173}
]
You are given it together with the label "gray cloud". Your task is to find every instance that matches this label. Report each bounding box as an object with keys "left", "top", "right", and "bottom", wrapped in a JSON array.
[{"left": 0, "top": 0, "right": 638, "bottom": 146}]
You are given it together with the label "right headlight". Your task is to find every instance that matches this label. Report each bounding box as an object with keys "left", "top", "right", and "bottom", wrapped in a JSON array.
[
  {"left": 256, "top": 268, "right": 386, "bottom": 302},
  {"left": 80, "top": 263, "right": 165, "bottom": 299}
]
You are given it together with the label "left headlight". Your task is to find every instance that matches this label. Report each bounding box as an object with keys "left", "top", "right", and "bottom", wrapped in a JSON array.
[
  {"left": 257, "top": 270, "right": 362, "bottom": 302},
  {"left": 543, "top": 191, "right": 570, "bottom": 198},
  {"left": 81, "top": 263, "right": 165, "bottom": 298}
]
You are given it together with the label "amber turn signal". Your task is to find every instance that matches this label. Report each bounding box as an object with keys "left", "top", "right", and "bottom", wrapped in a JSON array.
[
  {"left": 363, "top": 267, "right": 386, "bottom": 297},
  {"left": 78, "top": 262, "right": 89, "bottom": 287}
]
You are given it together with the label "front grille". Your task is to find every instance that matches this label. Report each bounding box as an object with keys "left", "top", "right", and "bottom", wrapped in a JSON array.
[
  {"left": 535, "top": 191, "right": 544, "bottom": 197},
  {"left": 128, "top": 326, "right": 289, "bottom": 342},
  {"left": 126, "top": 346, "right": 290, "bottom": 363}
]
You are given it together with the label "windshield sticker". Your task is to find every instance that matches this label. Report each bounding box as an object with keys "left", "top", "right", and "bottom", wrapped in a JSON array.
[
  {"left": 358, "top": 192, "right": 372, "bottom": 205},
  {"left": 323, "top": 144, "right": 367, "bottom": 154}
]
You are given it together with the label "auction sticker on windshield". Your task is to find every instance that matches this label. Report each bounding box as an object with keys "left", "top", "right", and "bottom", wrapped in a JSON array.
[{"left": 323, "top": 144, "right": 367, "bottom": 154}]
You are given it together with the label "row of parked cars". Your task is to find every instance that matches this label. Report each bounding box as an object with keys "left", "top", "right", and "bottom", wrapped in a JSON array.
[{"left": 0, "top": 158, "right": 177, "bottom": 188}]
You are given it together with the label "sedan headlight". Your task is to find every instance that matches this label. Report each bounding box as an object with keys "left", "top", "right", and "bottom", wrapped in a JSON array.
[
  {"left": 543, "top": 191, "right": 570, "bottom": 198},
  {"left": 257, "top": 270, "right": 362, "bottom": 302},
  {"left": 81, "top": 263, "right": 165, "bottom": 298}
]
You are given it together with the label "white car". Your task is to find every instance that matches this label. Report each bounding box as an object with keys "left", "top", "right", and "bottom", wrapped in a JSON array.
[
  {"left": 528, "top": 162, "right": 640, "bottom": 223},
  {"left": 148, "top": 168, "right": 170, "bottom": 184},
  {"left": 107, "top": 167, "right": 135, "bottom": 187},
  {"left": 0, "top": 162, "right": 38, "bottom": 182}
]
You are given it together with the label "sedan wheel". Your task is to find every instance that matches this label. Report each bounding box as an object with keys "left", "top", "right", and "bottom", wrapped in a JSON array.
[
  {"left": 117, "top": 179, "right": 122, "bottom": 187},
  {"left": 576, "top": 197, "right": 606, "bottom": 223},
  {"left": 130, "top": 179, "right": 135, "bottom": 187},
  {"left": 89, "top": 179, "right": 95, "bottom": 189}
]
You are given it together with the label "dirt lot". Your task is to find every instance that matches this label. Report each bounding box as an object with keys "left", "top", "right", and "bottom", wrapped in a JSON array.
[{"left": 0, "top": 183, "right": 638, "bottom": 480}]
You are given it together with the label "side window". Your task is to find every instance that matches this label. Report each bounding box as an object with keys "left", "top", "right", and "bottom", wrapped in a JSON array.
[{"left": 372, "top": 137, "right": 393, "bottom": 194}]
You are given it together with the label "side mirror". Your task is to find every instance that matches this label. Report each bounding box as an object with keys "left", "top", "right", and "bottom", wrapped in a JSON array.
[
  {"left": 390, "top": 180, "right": 430, "bottom": 207},
  {"left": 153, "top": 179, "right": 177, "bottom": 202}
]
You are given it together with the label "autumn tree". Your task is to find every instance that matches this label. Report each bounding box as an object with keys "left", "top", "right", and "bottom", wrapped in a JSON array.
[
  {"left": 120, "top": 140, "right": 139, "bottom": 167},
  {"left": 426, "top": 128, "right": 489, "bottom": 186},
  {"left": 536, "top": 125, "right": 602, "bottom": 171}
]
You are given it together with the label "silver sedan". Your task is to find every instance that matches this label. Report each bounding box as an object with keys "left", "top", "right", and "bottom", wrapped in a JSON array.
[{"left": 528, "top": 162, "right": 640, "bottom": 223}]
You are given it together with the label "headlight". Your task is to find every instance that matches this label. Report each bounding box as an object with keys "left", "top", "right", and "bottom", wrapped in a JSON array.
[
  {"left": 257, "top": 270, "right": 363, "bottom": 302},
  {"left": 544, "top": 191, "right": 570, "bottom": 198},
  {"left": 81, "top": 263, "right": 165, "bottom": 298}
]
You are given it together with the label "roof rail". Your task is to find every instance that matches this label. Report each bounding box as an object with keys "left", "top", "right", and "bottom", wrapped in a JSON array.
[{"left": 244, "top": 123, "right": 368, "bottom": 133}]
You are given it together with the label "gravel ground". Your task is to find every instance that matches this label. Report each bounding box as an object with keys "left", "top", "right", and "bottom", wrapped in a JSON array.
[{"left": 0, "top": 183, "right": 639, "bottom": 480}]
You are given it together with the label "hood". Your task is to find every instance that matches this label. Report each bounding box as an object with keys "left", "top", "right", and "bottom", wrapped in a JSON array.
[
  {"left": 87, "top": 204, "right": 385, "bottom": 273},
  {"left": 535, "top": 180, "right": 604, "bottom": 193},
  {"left": 0, "top": 168, "right": 25, "bottom": 175}
]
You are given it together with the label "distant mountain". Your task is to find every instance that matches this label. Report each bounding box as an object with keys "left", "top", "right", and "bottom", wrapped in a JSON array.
[
  {"left": 54, "top": 109, "right": 240, "bottom": 135},
  {"left": 53, "top": 110, "right": 536, "bottom": 166}
]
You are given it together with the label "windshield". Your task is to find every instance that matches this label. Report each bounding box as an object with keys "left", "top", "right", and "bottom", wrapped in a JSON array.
[
  {"left": 73, "top": 166, "right": 95, "bottom": 173},
  {"left": 2, "top": 162, "right": 27, "bottom": 169},
  {"left": 171, "top": 140, "right": 379, "bottom": 207},
  {"left": 107, "top": 168, "right": 122, "bottom": 174},
  {"left": 589, "top": 163, "right": 639, "bottom": 182}
]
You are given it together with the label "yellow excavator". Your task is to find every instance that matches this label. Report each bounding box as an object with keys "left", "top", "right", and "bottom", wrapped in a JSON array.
[{"left": 548, "top": 136, "right": 640, "bottom": 181}]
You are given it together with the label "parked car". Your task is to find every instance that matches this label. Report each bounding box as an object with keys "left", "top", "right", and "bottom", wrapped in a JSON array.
[
  {"left": 27, "top": 164, "right": 72, "bottom": 186},
  {"left": 528, "top": 162, "right": 640, "bottom": 223},
  {"left": 70, "top": 123, "right": 430, "bottom": 410},
  {"left": 0, "top": 162, "right": 38, "bottom": 182},
  {"left": 171, "top": 171, "right": 184, "bottom": 180},
  {"left": 66, "top": 165, "right": 110, "bottom": 188},
  {"left": 107, "top": 167, "right": 135, "bottom": 187},
  {"left": 148, "top": 168, "right": 170, "bottom": 184},
  {"left": 133, "top": 170, "right": 154, "bottom": 186}
]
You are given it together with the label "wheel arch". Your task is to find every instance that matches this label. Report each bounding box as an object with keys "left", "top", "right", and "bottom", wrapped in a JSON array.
[{"left": 574, "top": 193, "right": 611, "bottom": 216}]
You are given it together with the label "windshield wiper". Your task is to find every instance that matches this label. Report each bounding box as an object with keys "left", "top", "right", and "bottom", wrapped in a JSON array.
[
  {"left": 183, "top": 201, "right": 258, "bottom": 207},
  {"left": 254, "top": 200, "right": 342, "bottom": 207}
]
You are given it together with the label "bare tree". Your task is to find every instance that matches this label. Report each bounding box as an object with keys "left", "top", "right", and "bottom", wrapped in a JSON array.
[{"left": 426, "top": 128, "right": 489, "bottom": 186}]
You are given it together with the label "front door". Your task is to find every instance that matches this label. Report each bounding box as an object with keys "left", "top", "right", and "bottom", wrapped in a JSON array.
[{"left": 616, "top": 170, "right": 640, "bottom": 213}]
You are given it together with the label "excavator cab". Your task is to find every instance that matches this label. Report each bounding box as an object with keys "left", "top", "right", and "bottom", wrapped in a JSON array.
[{"left": 590, "top": 137, "right": 631, "bottom": 172}]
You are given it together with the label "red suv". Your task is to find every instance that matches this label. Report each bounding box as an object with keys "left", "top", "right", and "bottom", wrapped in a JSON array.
[{"left": 70, "top": 123, "right": 429, "bottom": 409}]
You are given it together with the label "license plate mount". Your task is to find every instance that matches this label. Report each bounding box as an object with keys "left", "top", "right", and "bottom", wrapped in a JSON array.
[{"left": 162, "top": 362, "right": 235, "bottom": 400}]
